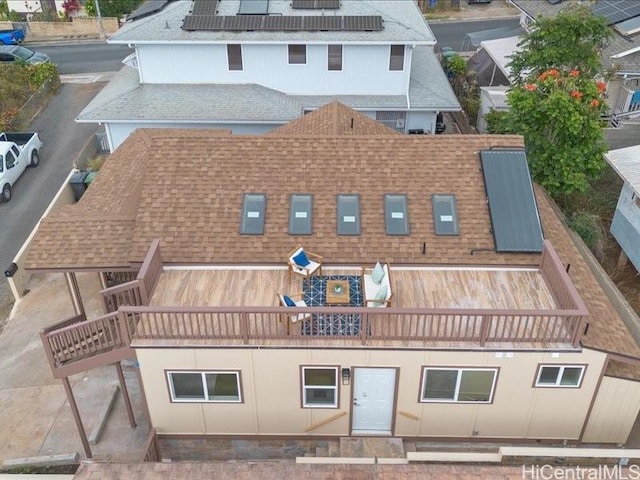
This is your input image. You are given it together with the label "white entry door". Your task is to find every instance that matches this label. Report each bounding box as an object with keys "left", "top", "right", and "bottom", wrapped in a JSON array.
[{"left": 351, "top": 368, "right": 396, "bottom": 434}]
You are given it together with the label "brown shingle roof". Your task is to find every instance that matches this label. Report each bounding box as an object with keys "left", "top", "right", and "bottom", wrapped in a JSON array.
[
  {"left": 267, "top": 101, "right": 400, "bottom": 137},
  {"left": 24, "top": 103, "right": 640, "bottom": 360}
]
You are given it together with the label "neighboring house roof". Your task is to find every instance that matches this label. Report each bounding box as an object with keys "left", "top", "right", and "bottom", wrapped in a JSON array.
[
  {"left": 605, "top": 144, "right": 640, "bottom": 196},
  {"left": 480, "top": 86, "right": 510, "bottom": 109},
  {"left": 76, "top": 66, "right": 302, "bottom": 123},
  {"left": 266, "top": 101, "right": 399, "bottom": 137},
  {"left": 76, "top": 47, "right": 461, "bottom": 124},
  {"left": 108, "top": 0, "right": 436, "bottom": 44},
  {"left": 479, "top": 35, "right": 522, "bottom": 82},
  {"left": 25, "top": 102, "right": 640, "bottom": 360},
  {"left": 510, "top": 0, "right": 640, "bottom": 73}
]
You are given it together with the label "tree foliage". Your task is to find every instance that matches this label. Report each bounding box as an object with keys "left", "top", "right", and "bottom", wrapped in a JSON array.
[
  {"left": 84, "top": 0, "right": 142, "bottom": 18},
  {"left": 508, "top": 5, "right": 611, "bottom": 86},
  {"left": 506, "top": 69, "right": 608, "bottom": 195}
]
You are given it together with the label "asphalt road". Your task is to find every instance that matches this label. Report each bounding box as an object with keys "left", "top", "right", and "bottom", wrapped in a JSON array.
[
  {"left": 429, "top": 18, "right": 520, "bottom": 51},
  {"left": 29, "top": 41, "right": 134, "bottom": 74},
  {"left": 0, "top": 83, "right": 103, "bottom": 279}
]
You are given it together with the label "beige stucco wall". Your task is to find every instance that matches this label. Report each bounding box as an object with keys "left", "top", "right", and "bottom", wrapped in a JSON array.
[
  {"left": 136, "top": 347, "right": 609, "bottom": 440},
  {"left": 582, "top": 376, "right": 640, "bottom": 444}
]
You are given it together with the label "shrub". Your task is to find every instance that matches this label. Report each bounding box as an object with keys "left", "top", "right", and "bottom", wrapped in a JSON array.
[
  {"left": 87, "top": 156, "right": 105, "bottom": 171},
  {"left": 26, "top": 62, "right": 59, "bottom": 87},
  {"left": 446, "top": 54, "right": 467, "bottom": 77},
  {"left": 568, "top": 211, "right": 605, "bottom": 257}
]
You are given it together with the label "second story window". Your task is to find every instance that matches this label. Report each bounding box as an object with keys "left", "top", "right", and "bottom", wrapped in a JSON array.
[
  {"left": 389, "top": 45, "right": 404, "bottom": 71},
  {"left": 328, "top": 44, "right": 342, "bottom": 71},
  {"left": 289, "top": 44, "right": 306, "bottom": 64},
  {"left": 227, "top": 44, "right": 243, "bottom": 71}
]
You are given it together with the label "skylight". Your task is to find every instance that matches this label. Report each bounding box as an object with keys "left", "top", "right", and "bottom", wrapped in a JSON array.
[
  {"left": 240, "top": 193, "right": 266, "bottom": 235},
  {"left": 336, "top": 194, "right": 361, "bottom": 235},
  {"left": 431, "top": 194, "right": 459, "bottom": 236},
  {"left": 289, "top": 194, "right": 313, "bottom": 235},
  {"left": 384, "top": 194, "right": 410, "bottom": 235}
]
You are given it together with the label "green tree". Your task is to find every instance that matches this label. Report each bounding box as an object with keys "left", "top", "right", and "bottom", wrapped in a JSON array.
[
  {"left": 508, "top": 5, "right": 611, "bottom": 86},
  {"left": 85, "top": 0, "right": 142, "bottom": 18},
  {"left": 505, "top": 69, "right": 608, "bottom": 195}
]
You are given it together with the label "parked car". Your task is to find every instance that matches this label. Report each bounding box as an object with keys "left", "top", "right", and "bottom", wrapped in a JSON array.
[
  {"left": 0, "top": 132, "right": 43, "bottom": 202},
  {"left": 0, "top": 45, "right": 51, "bottom": 65},
  {"left": 0, "top": 28, "right": 25, "bottom": 45}
]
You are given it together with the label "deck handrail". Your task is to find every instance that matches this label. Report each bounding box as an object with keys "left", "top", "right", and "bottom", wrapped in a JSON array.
[
  {"left": 101, "top": 280, "right": 143, "bottom": 313},
  {"left": 120, "top": 305, "right": 586, "bottom": 346}
]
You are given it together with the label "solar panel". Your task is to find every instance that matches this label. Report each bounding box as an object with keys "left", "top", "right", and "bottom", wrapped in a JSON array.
[
  {"left": 431, "top": 194, "right": 459, "bottom": 236},
  {"left": 336, "top": 194, "right": 361, "bottom": 235},
  {"left": 615, "top": 15, "right": 640, "bottom": 36},
  {"left": 238, "top": 0, "right": 269, "bottom": 15},
  {"left": 191, "top": 0, "right": 218, "bottom": 15},
  {"left": 480, "top": 150, "right": 543, "bottom": 253},
  {"left": 182, "top": 13, "right": 383, "bottom": 32},
  {"left": 303, "top": 16, "right": 341, "bottom": 31},
  {"left": 128, "top": 0, "right": 170, "bottom": 21},
  {"left": 292, "top": 0, "right": 340, "bottom": 9},
  {"left": 240, "top": 193, "right": 266, "bottom": 235},
  {"left": 289, "top": 194, "right": 313, "bottom": 235},
  {"left": 343, "top": 15, "right": 383, "bottom": 31},
  {"left": 592, "top": 0, "right": 640, "bottom": 26},
  {"left": 384, "top": 194, "right": 410, "bottom": 235},
  {"left": 183, "top": 15, "right": 225, "bottom": 30}
]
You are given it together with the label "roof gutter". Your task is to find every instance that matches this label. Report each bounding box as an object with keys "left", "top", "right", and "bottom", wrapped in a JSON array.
[
  {"left": 75, "top": 118, "right": 292, "bottom": 124},
  {"left": 107, "top": 39, "right": 437, "bottom": 46},
  {"left": 611, "top": 45, "right": 640, "bottom": 59}
]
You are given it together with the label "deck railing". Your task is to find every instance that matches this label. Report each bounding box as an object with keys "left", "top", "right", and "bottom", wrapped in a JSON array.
[
  {"left": 100, "top": 239, "right": 164, "bottom": 313},
  {"left": 143, "top": 428, "right": 161, "bottom": 462},
  {"left": 40, "top": 311, "right": 127, "bottom": 367},
  {"left": 120, "top": 305, "right": 585, "bottom": 347}
]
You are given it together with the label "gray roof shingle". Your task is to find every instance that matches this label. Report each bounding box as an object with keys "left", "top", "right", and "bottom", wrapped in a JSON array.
[{"left": 109, "top": 0, "right": 436, "bottom": 44}]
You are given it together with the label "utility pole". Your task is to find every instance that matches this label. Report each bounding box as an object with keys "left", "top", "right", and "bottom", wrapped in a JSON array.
[{"left": 94, "top": 0, "right": 106, "bottom": 40}]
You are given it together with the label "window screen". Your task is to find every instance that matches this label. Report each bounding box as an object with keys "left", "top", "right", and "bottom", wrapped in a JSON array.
[
  {"left": 389, "top": 45, "right": 404, "bottom": 71},
  {"left": 328, "top": 44, "right": 342, "bottom": 71},
  {"left": 302, "top": 367, "right": 338, "bottom": 407},
  {"left": 288, "top": 44, "right": 306, "bottom": 64},
  {"left": 227, "top": 44, "right": 243, "bottom": 70}
]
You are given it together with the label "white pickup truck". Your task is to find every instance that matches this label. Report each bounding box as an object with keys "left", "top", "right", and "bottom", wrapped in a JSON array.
[{"left": 0, "top": 132, "right": 42, "bottom": 202}]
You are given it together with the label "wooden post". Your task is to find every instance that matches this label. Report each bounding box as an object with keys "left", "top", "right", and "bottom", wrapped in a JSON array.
[
  {"left": 62, "top": 376, "right": 92, "bottom": 458},
  {"left": 116, "top": 362, "right": 137, "bottom": 428},
  {"left": 64, "top": 272, "right": 85, "bottom": 316}
]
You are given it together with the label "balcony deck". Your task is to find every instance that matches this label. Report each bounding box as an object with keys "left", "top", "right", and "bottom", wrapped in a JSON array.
[{"left": 150, "top": 266, "right": 557, "bottom": 311}]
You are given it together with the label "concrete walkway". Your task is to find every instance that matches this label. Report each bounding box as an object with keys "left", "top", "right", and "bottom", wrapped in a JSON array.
[{"left": 0, "top": 273, "right": 149, "bottom": 464}]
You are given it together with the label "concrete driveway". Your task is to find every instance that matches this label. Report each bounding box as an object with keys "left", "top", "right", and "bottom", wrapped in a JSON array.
[
  {"left": 0, "top": 83, "right": 103, "bottom": 329},
  {"left": 0, "top": 272, "right": 149, "bottom": 463}
]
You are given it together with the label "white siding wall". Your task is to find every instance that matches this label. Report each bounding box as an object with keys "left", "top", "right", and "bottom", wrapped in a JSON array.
[
  {"left": 610, "top": 183, "right": 640, "bottom": 272},
  {"left": 406, "top": 111, "right": 435, "bottom": 133},
  {"left": 137, "top": 43, "right": 408, "bottom": 95},
  {"left": 107, "top": 122, "right": 280, "bottom": 152}
]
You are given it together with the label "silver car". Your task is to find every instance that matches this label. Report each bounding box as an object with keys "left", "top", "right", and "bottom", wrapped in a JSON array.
[{"left": 0, "top": 45, "right": 51, "bottom": 65}]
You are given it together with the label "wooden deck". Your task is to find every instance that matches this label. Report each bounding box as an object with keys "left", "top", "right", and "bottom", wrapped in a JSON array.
[{"left": 150, "top": 266, "right": 557, "bottom": 311}]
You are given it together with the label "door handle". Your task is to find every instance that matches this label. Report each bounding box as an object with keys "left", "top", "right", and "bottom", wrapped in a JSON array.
[{"left": 353, "top": 401, "right": 360, "bottom": 406}]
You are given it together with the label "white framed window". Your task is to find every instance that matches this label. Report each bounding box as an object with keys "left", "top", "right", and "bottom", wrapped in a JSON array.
[
  {"left": 328, "top": 44, "right": 342, "bottom": 71},
  {"left": 227, "top": 44, "right": 243, "bottom": 71},
  {"left": 420, "top": 367, "right": 497, "bottom": 403},
  {"left": 288, "top": 44, "right": 306, "bottom": 64},
  {"left": 389, "top": 45, "right": 404, "bottom": 71},
  {"left": 167, "top": 371, "right": 242, "bottom": 403},
  {"left": 535, "top": 365, "right": 585, "bottom": 388},
  {"left": 301, "top": 366, "right": 338, "bottom": 408}
]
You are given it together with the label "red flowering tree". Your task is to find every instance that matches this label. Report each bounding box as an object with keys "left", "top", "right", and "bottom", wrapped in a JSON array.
[
  {"left": 62, "top": 0, "right": 81, "bottom": 17},
  {"left": 505, "top": 68, "right": 608, "bottom": 195}
]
